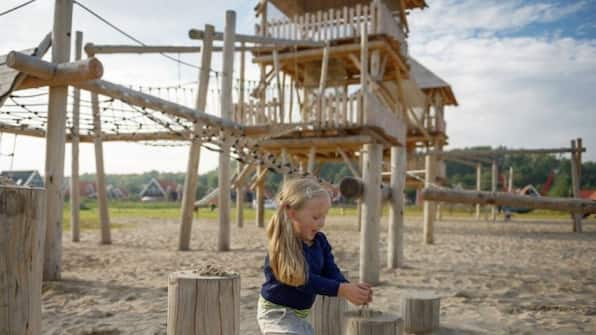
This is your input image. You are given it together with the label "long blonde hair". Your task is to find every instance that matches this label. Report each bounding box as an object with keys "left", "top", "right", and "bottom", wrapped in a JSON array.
[{"left": 266, "top": 178, "right": 329, "bottom": 286}]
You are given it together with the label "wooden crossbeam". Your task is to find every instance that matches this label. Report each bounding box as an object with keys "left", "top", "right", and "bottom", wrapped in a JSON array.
[
  {"left": 84, "top": 43, "right": 256, "bottom": 55},
  {"left": 189, "top": 28, "right": 324, "bottom": 47}
]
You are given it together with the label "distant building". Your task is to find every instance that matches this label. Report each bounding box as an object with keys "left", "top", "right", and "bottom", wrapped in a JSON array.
[
  {"left": 139, "top": 178, "right": 181, "bottom": 201},
  {"left": 0, "top": 170, "right": 44, "bottom": 187}
]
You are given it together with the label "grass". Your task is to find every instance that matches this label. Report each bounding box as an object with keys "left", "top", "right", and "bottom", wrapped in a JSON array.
[{"left": 62, "top": 199, "right": 593, "bottom": 231}]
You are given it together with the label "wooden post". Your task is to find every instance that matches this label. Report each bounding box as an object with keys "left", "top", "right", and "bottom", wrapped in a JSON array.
[
  {"left": 508, "top": 166, "right": 514, "bottom": 192},
  {"left": 491, "top": 160, "right": 497, "bottom": 222},
  {"left": 236, "top": 40, "right": 246, "bottom": 229},
  {"left": 570, "top": 139, "right": 582, "bottom": 232},
  {"left": 308, "top": 147, "right": 317, "bottom": 173},
  {"left": 44, "top": 0, "right": 73, "bottom": 281},
  {"left": 475, "top": 163, "right": 481, "bottom": 220},
  {"left": 70, "top": 31, "right": 82, "bottom": 242},
  {"left": 167, "top": 270, "right": 240, "bottom": 335},
  {"left": 281, "top": 148, "right": 289, "bottom": 183},
  {"left": 401, "top": 292, "right": 440, "bottom": 335},
  {"left": 256, "top": 165, "right": 265, "bottom": 228},
  {"left": 91, "top": 90, "right": 111, "bottom": 245},
  {"left": 360, "top": 143, "right": 382, "bottom": 285},
  {"left": 310, "top": 295, "right": 348, "bottom": 335},
  {"left": 423, "top": 154, "right": 436, "bottom": 244},
  {"left": 357, "top": 149, "right": 364, "bottom": 232},
  {"left": 359, "top": 22, "right": 368, "bottom": 125},
  {"left": 345, "top": 310, "right": 403, "bottom": 335},
  {"left": 388, "top": 146, "right": 406, "bottom": 268},
  {"left": 179, "top": 24, "right": 214, "bottom": 251},
  {"left": 0, "top": 186, "right": 46, "bottom": 335},
  {"left": 218, "top": 10, "right": 236, "bottom": 251}
]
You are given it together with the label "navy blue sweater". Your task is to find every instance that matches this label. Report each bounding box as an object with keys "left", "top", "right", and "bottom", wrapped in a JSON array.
[{"left": 261, "top": 232, "right": 348, "bottom": 310}]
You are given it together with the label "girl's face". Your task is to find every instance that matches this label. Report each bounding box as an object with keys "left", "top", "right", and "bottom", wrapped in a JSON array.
[{"left": 288, "top": 195, "right": 331, "bottom": 245}]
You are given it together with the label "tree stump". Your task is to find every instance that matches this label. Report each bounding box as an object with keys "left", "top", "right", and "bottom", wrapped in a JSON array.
[
  {"left": 401, "top": 292, "right": 440, "bottom": 334},
  {"left": 0, "top": 186, "right": 46, "bottom": 335},
  {"left": 309, "top": 295, "right": 348, "bottom": 335},
  {"left": 345, "top": 309, "right": 402, "bottom": 335},
  {"left": 167, "top": 268, "right": 240, "bottom": 335}
]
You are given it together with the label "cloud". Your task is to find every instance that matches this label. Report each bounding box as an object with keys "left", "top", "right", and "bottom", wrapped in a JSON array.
[{"left": 408, "top": 0, "right": 596, "bottom": 160}]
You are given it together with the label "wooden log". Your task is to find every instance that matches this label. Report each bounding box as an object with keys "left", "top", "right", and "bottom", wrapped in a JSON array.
[
  {"left": 256, "top": 165, "right": 266, "bottom": 228},
  {"left": 388, "top": 146, "right": 406, "bottom": 269},
  {"left": 0, "top": 186, "right": 46, "bottom": 335},
  {"left": 339, "top": 176, "right": 392, "bottom": 200},
  {"left": 401, "top": 292, "right": 440, "bottom": 334},
  {"left": 44, "top": 0, "right": 73, "bottom": 281},
  {"left": 8, "top": 51, "right": 103, "bottom": 90},
  {"left": 423, "top": 154, "right": 436, "bottom": 244},
  {"left": 360, "top": 143, "right": 382, "bottom": 285},
  {"left": 309, "top": 295, "right": 348, "bottom": 335},
  {"left": 70, "top": 31, "right": 83, "bottom": 243},
  {"left": 345, "top": 310, "right": 403, "bottom": 335},
  {"left": 167, "top": 270, "right": 240, "bottom": 335},
  {"left": 218, "top": 10, "right": 236, "bottom": 252},
  {"left": 421, "top": 188, "right": 596, "bottom": 214},
  {"left": 83, "top": 44, "right": 254, "bottom": 55},
  {"left": 179, "top": 24, "right": 214, "bottom": 251},
  {"left": 91, "top": 91, "right": 111, "bottom": 245},
  {"left": 188, "top": 28, "right": 324, "bottom": 47}
]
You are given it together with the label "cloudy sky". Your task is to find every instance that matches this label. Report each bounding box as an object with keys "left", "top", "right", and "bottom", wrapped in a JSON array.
[{"left": 1, "top": 0, "right": 595, "bottom": 176}]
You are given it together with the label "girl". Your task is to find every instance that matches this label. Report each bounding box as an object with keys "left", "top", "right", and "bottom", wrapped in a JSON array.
[{"left": 257, "top": 178, "right": 373, "bottom": 335}]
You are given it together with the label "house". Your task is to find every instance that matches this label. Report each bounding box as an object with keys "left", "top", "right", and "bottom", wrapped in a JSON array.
[
  {"left": 580, "top": 190, "right": 596, "bottom": 201},
  {"left": 0, "top": 170, "right": 44, "bottom": 187},
  {"left": 139, "top": 178, "right": 181, "bottom": 201}
]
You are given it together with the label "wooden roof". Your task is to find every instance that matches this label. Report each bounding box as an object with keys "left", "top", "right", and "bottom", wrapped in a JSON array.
[
  {"left": 408, "top": 57, "right": 458, "bottom": 106},
  {"left": 267, "top": 0, "right": 427, "bottom": 17}
]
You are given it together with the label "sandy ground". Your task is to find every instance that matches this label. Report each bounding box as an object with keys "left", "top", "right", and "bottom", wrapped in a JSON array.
[{"left": 42, "top": 214, "right": 596, "bottom": 334}]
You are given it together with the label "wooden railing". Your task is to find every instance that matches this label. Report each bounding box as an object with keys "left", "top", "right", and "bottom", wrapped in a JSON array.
[{"left": 259, "top": 0, "right": 407, "bottom": 56}]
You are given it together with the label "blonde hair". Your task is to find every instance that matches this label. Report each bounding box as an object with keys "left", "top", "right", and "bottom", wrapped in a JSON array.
[{"left": 266, "top": 178, "right": 330, "bottom": 286}]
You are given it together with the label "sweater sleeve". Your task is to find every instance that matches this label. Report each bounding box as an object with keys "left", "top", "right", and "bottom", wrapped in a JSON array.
[
  {"left": 319, "top": 233, "right": 349, "bottom": 283},
  {"left": 295, "top": 272, "right": 342, "bottom": 297}
]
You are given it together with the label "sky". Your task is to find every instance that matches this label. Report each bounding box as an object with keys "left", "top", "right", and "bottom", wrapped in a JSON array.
[{"left": 1, "top": 0, "right": 595, "bottom": 176}]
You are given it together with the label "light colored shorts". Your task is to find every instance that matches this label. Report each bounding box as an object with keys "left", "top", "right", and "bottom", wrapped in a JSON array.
[{"left": 257, "top": 296, "right": 315, "bottom": 335}]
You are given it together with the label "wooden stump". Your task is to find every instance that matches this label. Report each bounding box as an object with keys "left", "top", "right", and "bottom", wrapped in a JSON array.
[
  {"left": 309, "top": 295, "right": 348, "bottom": 335},
  {"left": 401, "top": 292, "right": 440, "bottom": 334},
  {"left": 167, "top": 269, "right": 240, "bottom": 335},
  {"left": 0, "top": 186, "right": 46, "bottom": 335},
  {"left": 345, "top": 309, "right": 402, "bottom": 335}
]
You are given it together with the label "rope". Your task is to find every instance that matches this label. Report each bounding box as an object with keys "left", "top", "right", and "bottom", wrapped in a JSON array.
[{"left": 0, "top": 0, "right": 36, "bottom": 17}]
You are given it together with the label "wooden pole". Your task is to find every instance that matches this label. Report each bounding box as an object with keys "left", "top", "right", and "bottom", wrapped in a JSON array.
[
  {"left": 359, "top": 22, "right": 368, "bottom": 126},
  {"left": 420, "top": 188, "right": 596, "bottom": 214},
  {"left": 70, "top": 31, "right": 82, "bottom": 242},
  {"left": 256, "top": 165, "right": 266, "bottom": 228},
  {"left": 44, "top": 0, "right": 73, "bottom": 281},
  {"left": 236, "top": 42, "right": 246, "bottom": 229},
  {"left": 281, "top": 148, "right": 289, "bottom": 183},
  {"left": 570, "top": 139, "right": 583, "bottom": 232},
  {"left": 508, "top": 166, "right": 514, "bottom": 192},
  {"left": 0, "top": 186, "right": 46, "bottom": 335},
  {"left": 388, "top": 146, "right": 406, "bottom": 268},
  {"left": 345, "top": 310, "right": 403, "bottom": 335},
  {"left": 218, "top": 10, "right": 236, "bottom": 252},
  {"left": 357, "top": 149, "right": 364, "bottom": 232},
  {"left": 179, "top": 24, "right": 214, "bottom": 251},
  {"left": 475, "top": 163, "right": 481, "bottom": 220},
  {"left": 423, "top": 154, "right": 436, "bottom": 244},
  {"left": 91, "top": 89, "right": 111, "bottom": 245},
  {"left": 307, "top": 147, "right": 317, "bottom": 173},
  {"left": 360, "top": 143, "right": 382, "bottom": 285},
  {"left": 491, "top": 161, "right": 497, "bottom": 222},
  {"left": 167, "top": 270, "right": 240, "bottom": 335}
]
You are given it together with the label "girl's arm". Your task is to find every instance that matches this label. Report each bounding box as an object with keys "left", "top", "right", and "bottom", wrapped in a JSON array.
[{"left": 319, "top": 233, "right": 348, "bottom": 283}]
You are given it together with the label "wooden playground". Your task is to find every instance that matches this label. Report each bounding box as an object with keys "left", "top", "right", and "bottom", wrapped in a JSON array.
[{"left": 1, "top": 0, "right": 595, "bottom": 334}]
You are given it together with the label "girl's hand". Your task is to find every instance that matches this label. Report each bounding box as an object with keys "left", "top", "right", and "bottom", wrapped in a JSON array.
[{"left": 338, "top": 282, "right": 373, "bottom": 305}]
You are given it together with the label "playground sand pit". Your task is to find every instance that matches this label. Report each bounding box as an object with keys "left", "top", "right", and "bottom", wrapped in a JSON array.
[{"left": 42, "top": 215, "right": 596, "bottom": 334}]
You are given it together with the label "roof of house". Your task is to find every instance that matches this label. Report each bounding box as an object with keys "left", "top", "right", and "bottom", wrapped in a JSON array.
[
  {"left": 157, "top": 179, "right": 178, "bottom": 192},
  {"left": 579, "top": 190, "right": 596, "bottom": 201},
  {"left": 0, "top": 170, "right": 39, "bottom": 186}
]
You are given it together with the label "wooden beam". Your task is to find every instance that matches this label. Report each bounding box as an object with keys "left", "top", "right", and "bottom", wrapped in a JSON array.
[
  {"left": 570, "top": 139, "right": 583, "bottom": 232},
  {"left": 179, "top": 24, "right": 215, "bottom": 251},
  {"left": 422, "top": 188, "right": 596, "bottom": 214},
  {"left": 8, "top": 51, "right": 103, "bottom": 89},
  {"left": 337, "top": 147, "right": 361, "bottom": 178},
  {"left": 429, "top": 147, "right": 587, "bottom": 157},
  {"left": 91, "top": 91, "right": 111, "bottom": 245},
  {"left": 360, "top": 143, "right": 383, "bottom": 285},
  {"left": 423, "top": 154, "right": 436, "bottom": 244},
  {"left": 388, "top": 145, "right": 406, "bottom": 268},
  {"left": 84, "top": 43, "right": 258, "bottom": 55},
  {"left": 189, "top": 28, "right": 324, "bottom": 47},
  {"left": 70, "top": 31, "right": 82, "bottom": 243},
  {"left": 218, "top": 10, "right": 236, "bottom": 252}
]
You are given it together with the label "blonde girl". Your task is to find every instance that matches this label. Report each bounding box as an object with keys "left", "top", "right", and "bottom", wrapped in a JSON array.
[{"left": 257, "top": 178, "right": 372, "bottom": 335}]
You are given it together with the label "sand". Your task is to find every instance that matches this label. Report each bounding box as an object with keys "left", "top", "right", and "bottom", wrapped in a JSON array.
[{"left": 41, "top": 214, "right": 596, "bottom": 334}]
